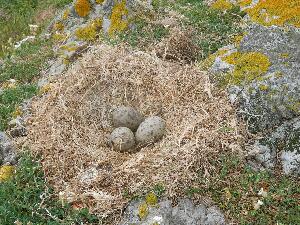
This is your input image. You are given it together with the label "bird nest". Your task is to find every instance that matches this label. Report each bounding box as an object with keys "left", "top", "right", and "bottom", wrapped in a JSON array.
[{"left": 22, "top": 44, "right": 245, "bottom": 219}]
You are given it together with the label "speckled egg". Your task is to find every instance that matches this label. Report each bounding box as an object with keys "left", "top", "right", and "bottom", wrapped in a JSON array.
[
  {"left": 112, "top": 106, "right": 144, "bottom": 131},
  {"left": 109, "top": 127, "right": 136, "bottom": 152},
  {"left": 135, "top": 116, "right": 166, "bottom": 145}
]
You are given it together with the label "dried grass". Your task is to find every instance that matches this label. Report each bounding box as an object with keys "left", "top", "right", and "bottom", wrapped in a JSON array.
[
  {"left": 155, "top": 28, "right": 200, "bottom": 63},
  {"left": 22, "top": 44, "right": 245, "bottom": 218}
]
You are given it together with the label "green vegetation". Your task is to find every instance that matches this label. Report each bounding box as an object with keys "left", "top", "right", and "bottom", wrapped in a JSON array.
[
  {"left": 153, "top": 0, "right": 245, "bottom": 59},
  {"left": 0, "top": 153, "right": 99, "bottom": 225},
  {"left": 188, "top": 154, "right": 300, "bottom": 225},
  {"left": 0, "top": 0, "right": 73, "bottom": 57},
  {"left": 103, "top": 18, "right": 169, "bottom": 49}
]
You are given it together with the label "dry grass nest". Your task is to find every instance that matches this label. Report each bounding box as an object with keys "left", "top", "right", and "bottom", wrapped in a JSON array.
[
  {"left": 22, "top": 44, "right": 246, "bottom": 218},
  {"left": 155, "top": 28, "right": 200, "bottom": 63}
]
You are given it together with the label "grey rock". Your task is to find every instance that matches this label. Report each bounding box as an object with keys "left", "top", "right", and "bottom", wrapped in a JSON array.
[
  {"left": 48, "top": 58, "right": 66, "bottom": 76},
  {"left": 231, "top": 24, "right": 299, "bottom": 133},
  {"left": 205, "top": 207, "right": 226, "bottom": 225},
  {"left": 281, "top": 150, "right": 300, "bottom": 175},
  {"left": 109, "top": 127, "right": 136, "bottom": 152},
  {"left": 247, "top": 117, "right": 300, "bottom": 176},
  {"left": 0, "top": 132, "right": 17, "bottom": 166},
  {"left": 119, "top": 198, "right": 227, "bottom": 225},
  {"left": 135, "top": 116, "right": 166, "bottom": 145},
  {"left": 112, "top": 106, "right": 144, "bottom": 131}
]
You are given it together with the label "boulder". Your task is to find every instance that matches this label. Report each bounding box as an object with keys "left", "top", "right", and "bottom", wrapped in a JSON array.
[{"left": 119, "top": 198, "right": 227, "bottom": 225}]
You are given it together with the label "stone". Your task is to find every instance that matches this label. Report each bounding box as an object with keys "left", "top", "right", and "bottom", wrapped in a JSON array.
[
  {"left": 281, "top": 150, "right": 300, "bottom": 175},
  {"left": 0, "top": 132, "right": 17, "bottom": 166},
  {"left": 135, "top": 116, "right": 166, "bottom": 145},
  {"left": 247, "top": 117, "right": 300, "bottom": 176},
  {"left": 109, "top": 127, "right": 136, "bottom": 152},
  {"left": 112, "top": 106, "right": 144, "bottom": 131},
  {"left": 119, "top": 198, "right": 227, "bottom": 225}
]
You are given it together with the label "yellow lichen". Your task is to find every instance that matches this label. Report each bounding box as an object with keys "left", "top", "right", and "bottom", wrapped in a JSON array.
[
  {"left": 138, "top": 202, "right": 149, "bottom": 220},
  {"left": 95, "top": 0, "right": 105, "bottom": 3},
  {"left": 75, "top": 0, "right": 91, "bottom": 17},
  {"left": 2, "top": 79, "right": 17, "bottom": 89},
  {"left": 223, "top": 51, "right": 241, "bottom": 65},
  {"left": 0, "top": 166, "right": 15, "bottom": 182},
  {"left": 211, "top": 0, "right": 234, "bottom": 11},
  {"left": 60, "top": 44, "right": 78, "bottom": 52},
  {"left": 52, "top": 33, "right": 67, "bottom": 43},
  {"left": 145, "top": 192, "right": 158, "bottom": 206},
  {"left": 12, "top": 106, "right": 23, "bottom": 118},
  {"left": 200, "top": 49, "right": 229, "bottom": 70},
  {"left": 259, "top": 84, "right": 269, "bottom": 91},
  {"left": 53, "top": 22, "right": 64, "bottom": 31},
  {"left": 280, "top": 53, "right": 289, "bottom": 59},
  {"left": 39, "top": 84, "right": 52, "bottom": 95},
  {"left": 233, "top": 32, "right": 248, "bottom": 46},
  {"left": 63, "top": 9, "right": 70, "bottom": 20},
  {"left": 237, "top": 0, "right": 252, "bottom": 8},
  {"left": 75, "top": 19, "right": 102, "bottom": 41},
  {"left": 242, "top": 0, "right": 300, "bottom": 27},
  {"left": 108, "top": 0, "right": 129, "bottom": 36},
  {"left": 223, "top": 52, "right": 271, "bottom": 85}
]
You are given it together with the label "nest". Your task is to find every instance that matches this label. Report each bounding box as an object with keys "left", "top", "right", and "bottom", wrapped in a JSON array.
[
  {"left": 23, "top": 44, "right": 245, "bottom": 219},
  {"left": 155, "top": 28, "right": 200, "bottom": 63}
]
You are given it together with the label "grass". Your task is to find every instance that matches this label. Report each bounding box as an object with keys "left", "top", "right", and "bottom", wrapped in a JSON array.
[
  {"left": 187, "top": 154, "right": 300, "bottom": 225},
  {"left": 152, "top": 0, "right": 245, "bottom": 59},
  {"left": 0, "top": 39, "right": 53, "bottom": 130},
  {"left": 0, "top": 152, "right": 100, "bottom": 225},
  {"left": 0, "top": 0, "right": 73, "bottom": 58}
]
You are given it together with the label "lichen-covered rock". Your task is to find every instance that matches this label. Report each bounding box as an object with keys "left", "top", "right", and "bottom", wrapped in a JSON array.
[
  {"left": 211, "top": 24, "right": 300, "bottom": 133},
  {"left": 247, "top": 117, "right": 300, "bottom": 176},
  {"left": 208, "top": 1, "right": 300, "bottom": 176},
  {"left": 135, "top": 116, "right": 166, "bottom": 145},
  {"left": 47, "top": 0, "right": 152, "bottom": 75},
  {"left": 109, "top": 127, "right": 136, "bottom": 152},
  {"left": 0, "top": 132, "right": 17, "bottom": 166},
  {"left": 112, "top": 106, "right": 144, "bottom": 131},
  {"left": 119, "top": 198, "right": 227, "bottom": 225}
]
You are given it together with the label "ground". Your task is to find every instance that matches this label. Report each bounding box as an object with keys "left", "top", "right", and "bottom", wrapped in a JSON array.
[{"left": 0, "top": 0, "right": 299, "bottom": 225}]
